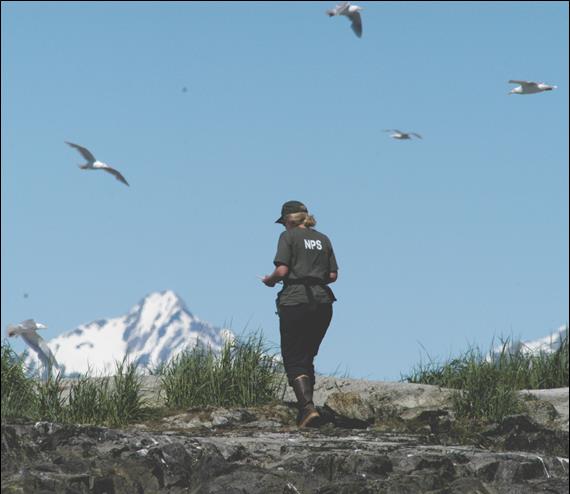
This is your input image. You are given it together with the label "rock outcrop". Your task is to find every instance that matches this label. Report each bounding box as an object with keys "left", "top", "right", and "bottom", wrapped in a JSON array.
[{"left": 2, "top": 378, "right": 568, "bottom": 493}]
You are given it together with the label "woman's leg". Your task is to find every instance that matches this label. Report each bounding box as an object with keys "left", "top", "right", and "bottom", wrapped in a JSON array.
[
  {"left": 279, "top": 304, "right": 312, "bottom": 386},
  {"left": 280, "top": 303, "right": 333, "bottom": 386},
  {"left": 280, "top": 303, "right": 333, "bottom": 427},
  {"left": 306, "top": 304, "right": 333, "bottom": 385}
]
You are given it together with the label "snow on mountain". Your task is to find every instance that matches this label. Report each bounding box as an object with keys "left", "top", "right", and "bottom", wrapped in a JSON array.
[
  {"left": 489, "top": 324, "right": 568, "bottom": 359},
  {"left": 517, "top": 325, "right": 568, "bottom": 354},
  {"left": 23, "top": 290, "right": 232, "bottom": 376}
]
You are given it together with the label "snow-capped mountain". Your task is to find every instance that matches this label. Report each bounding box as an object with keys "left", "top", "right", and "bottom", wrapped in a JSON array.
[
  {"left": 23, "top": 290, "right": 232, "bottom": 376},
  {"left": 489, "top": 325, "right": 568, "bottom": 359},
  {"left": 516, "top": 325, "right": 568, "bottom": 354}
]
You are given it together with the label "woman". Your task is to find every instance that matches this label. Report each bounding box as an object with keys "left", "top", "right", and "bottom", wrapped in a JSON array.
[{"left": 262, "top": 200, "right": 338, "bottom": 427}]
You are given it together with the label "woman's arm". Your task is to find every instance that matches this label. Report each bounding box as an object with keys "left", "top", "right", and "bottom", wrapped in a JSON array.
[
  {"left": 262, "top": 264, "right": 289, "bottom": 287},
  {"left": 328, "top": 271, "right": 338, "bottom": 284}
]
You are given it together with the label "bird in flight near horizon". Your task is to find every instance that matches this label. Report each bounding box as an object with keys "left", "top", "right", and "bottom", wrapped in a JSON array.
[
  {"left": 383, "top": 129, "right": 422, "bottom": 140},
  {"left": 508, "top": 80, "right": 557, "bottom": 95},
  {"left": 7, "top": 319, "right": 59, "bottom": 380},
  {"left": 327, "top": 1, "right": 363, "bottom": 38},
  {"left": 65, "top": 142, "right": 129, "bottom": 186}
]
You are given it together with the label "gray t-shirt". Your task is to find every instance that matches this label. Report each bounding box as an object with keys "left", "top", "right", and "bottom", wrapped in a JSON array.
[{"left": 273, "top": 227, "right": 338, "bottom": 306}]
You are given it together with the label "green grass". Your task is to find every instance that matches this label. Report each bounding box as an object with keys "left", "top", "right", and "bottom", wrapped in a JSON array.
[
  {"left": 403, "top": 329, "right": 569, "bottom": 422},
  {"left": 35, "top": 372, "right": 67, "bottom": 422},
  {"left": 1, "top": 343, "right": 149, "bottom": 426},
  {"left": 6, "top": 327, "right": 566, "bottom": 427},
  {"left": 1, "top": 342, "right": 37, "bottom": 420},
  {"left": 2, "top": 332, "right": 285, "bottom": 425},
  {"left": 159, "top": 333, "right": 286, "bottom": 409},
  {"left": 64, "top": 360, "right": 149, "bottom": 426}
]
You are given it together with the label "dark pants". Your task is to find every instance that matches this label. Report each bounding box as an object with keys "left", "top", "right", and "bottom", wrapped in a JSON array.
[{"left": 279, "top": 303, "right": 333, "bottom": 386}]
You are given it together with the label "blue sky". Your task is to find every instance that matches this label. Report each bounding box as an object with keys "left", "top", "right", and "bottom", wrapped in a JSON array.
[{"left": 2, "top": 1, "right": 568, "bottom": 380}]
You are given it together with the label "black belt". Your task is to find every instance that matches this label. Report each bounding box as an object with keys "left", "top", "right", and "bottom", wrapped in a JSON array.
[
  {"left": 284, "top": 277, "right": 327, "bottom": 286},
  {"left": 283, "top": 278, "right": 335, "bottom": 306}
]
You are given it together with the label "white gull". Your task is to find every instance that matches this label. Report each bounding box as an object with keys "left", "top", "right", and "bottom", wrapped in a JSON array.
[
  {"left": 7, "top": 319, "right": 59, "bottom": 380},
  {"left": 508, "top": 80, "right": 557, "bottom": 95},
  {"left": 65, "top": 141, "right": 129, "bottom": 186},
  {"left": 383, "top": 129, "right": 422, "bottom": 140},
  {"left": 327, "top": 1, "right": 363, "bottom": 38}
]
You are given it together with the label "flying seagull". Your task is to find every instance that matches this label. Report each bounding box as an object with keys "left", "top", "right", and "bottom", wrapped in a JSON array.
[
  {"left": 508, "top": 80, "right": 557, "bottom": 95},
  {"left": 7, "top": 319, "right": 59, "bottom": 380},
  {"left": 327, "top": 1, "right": 363, "bottom": 38},
  {"left": 65, "top": 142, "right": 129, "bottom": 186},
  {"left": 383, "top": 129, "right": 422, "bottom": 140}
]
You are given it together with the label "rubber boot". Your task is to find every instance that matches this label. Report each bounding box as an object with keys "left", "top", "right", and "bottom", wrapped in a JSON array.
[{"left": 292, "top": 374, "right": 320, "bottom": 428}]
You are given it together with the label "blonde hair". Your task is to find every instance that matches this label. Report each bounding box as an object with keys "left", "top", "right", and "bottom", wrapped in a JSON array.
[{"left": 286, "top": 212, "right": 317, "bottom": 228}]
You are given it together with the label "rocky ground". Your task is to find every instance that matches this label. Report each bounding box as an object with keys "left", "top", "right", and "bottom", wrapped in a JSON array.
[{"left": 2, "top": 377, "right": 569, "bottom": 493}]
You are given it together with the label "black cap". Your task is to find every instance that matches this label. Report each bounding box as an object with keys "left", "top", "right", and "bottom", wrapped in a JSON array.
[{"left": 275, "top": 200, "right": 308, "bottom": 224}]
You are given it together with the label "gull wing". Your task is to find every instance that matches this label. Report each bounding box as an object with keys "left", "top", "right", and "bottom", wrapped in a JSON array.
[
  {"left": 349, "top": 11, "right": 362, "bottom": 37},
  {"left": 410, "top": 133, "right": 422, "bottom": 139},
  {"left": 20, "top": 319, "right": 37, "bottom": 330},
  {"left": 508, "top": 80, "right": 537, "bottom": 87},
  {"left": 102, "top": 166, "right": 130, "bottom": 186},
  {"left": 327, "top": 2, "right": 349, "bottom": 17},
  {"left": 37, "top": 337, "right": 59, "bottom": 368},
  {"left": 20, "top": 319, "right": 46, "bottom": 330},
  {"left": 21, "top": 332, "right": 58, "bottom": 368},
  {"left": 65, "top": 142, "right": 96, "bottom": 162}
]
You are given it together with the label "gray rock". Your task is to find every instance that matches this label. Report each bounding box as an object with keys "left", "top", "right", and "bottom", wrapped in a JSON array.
[
  {"left": 3, "top": 421, "right": 569, "bottom": 493},
  {"left": 3, "top": 377, "right": 568, "bottom": 493},
  {"left": 318, "top": 380, "right": 455, "bottom": 428},
  {"left": 518, "top": 388, "right": 569, "bottom": 431}
]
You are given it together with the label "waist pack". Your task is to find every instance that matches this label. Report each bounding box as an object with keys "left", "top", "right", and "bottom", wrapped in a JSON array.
[{"left": 276, "top": 277, "right": 336, "bottom": 314}]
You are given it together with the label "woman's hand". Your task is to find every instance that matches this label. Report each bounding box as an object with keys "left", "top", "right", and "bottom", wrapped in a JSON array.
[
  {"left": 259, "top": 265, "right": 288, "bottom": 287},
  {"left": 261, "top": 275, "right": 277, "bottom": 287}
]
